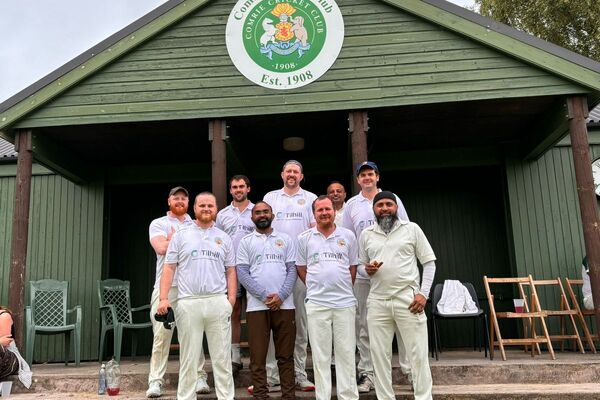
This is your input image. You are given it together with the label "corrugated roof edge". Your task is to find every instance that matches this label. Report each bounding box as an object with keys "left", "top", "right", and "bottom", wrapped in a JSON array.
[
  {"left": 0, "top": 138, "right": 17, "bottom": 159},
  {"left": 423, "top": 0, "right": 600, "bottom": 74},
  {"left": 0, "top": 0, "right": 183, "bottom": 114}
]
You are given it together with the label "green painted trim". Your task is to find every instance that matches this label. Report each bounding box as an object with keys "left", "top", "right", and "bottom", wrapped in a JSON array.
[
  {"left": 381, "top": 0, "right": 600, "bottom": 92},
  {"left": 31, "top": 133, "right": 97, "bottom": 184},
  {"left": 523, "top": 99, "right": 569, "bottom": 160},
  {"left": 0, "top": 163, "right": 53, "bottom": 177},
  {"left": 557, "top": 130, "right": 600, "bottom": 146},
  {"left": 0, "top": 0, "right": 212, "bottom": 131}
]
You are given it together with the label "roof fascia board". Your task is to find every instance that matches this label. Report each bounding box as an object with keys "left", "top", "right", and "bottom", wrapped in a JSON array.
[
  {"left": 381, "top": 0, "right": 600, "bottom": 92},
  {"left": 0, "top": 0, "right": 211, "bottom": 131}
]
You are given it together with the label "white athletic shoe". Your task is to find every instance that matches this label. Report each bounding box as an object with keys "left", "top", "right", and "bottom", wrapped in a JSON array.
[
  {"left": 146, "top": 381, "right": 162, "bottom": 398},
  {"left": 195, "top": 377, "right": 211, "bottom": 394},
  {"left": 357, "top": 374, "right": 375, "bottom": 393},
  {"left": 295, "top": 378, "right": 315, "bottom": 392}
]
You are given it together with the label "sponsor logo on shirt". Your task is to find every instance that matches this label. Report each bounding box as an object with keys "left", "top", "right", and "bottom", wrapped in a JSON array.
[
  {"left": 191, "top": 249, "right": 222, "bottom": 260},
  {"left": 255, "top": 253, "right": 284, "bottom": 264},
  {"left": 276, "top": 211, "right": 303, "bottom": 220},
  {"left": 358, "top": 219, "right": 375, "bottom": 231},
  {"left": 310, "top": 251, "right": 344, "bottom": 263}
]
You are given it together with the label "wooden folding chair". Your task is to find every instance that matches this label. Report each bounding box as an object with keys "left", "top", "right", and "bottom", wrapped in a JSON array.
[
  {"left": 483, "top": 275, "right": 555, "bottom": 361},
  {"left": 565, "top": 278, "right": 598, "bottom": 353},
  {"left": 519, "top": 278, "right": 584, "bottom": 353}
]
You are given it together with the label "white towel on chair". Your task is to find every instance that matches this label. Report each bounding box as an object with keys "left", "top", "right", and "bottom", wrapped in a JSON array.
[{"left": 437, "top": 280, "right": 478, "bottom": 315}]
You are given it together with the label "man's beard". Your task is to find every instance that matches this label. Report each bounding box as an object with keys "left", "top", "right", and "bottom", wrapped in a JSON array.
[
  {"left": 197, "top": 213, "right": 214, "bottom": 223},
  {"left": 255, "top": 218, "right": 272, "bottom": 229},
  {"left": 376, "top": 214, "right": 398, "bottom": 234},
  {"left": 170, "top": 205, "right": 188, "bottom": 216}
]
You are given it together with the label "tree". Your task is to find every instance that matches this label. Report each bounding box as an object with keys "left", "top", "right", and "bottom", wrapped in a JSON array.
[{"left": 475, "top": 0, "right": 600, "bottom": 61}]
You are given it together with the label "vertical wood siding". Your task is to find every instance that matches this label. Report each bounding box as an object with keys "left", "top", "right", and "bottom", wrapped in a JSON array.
[
  {"left": 17, "top": 0, "right": 585, "bottom": 128},
  {"left": 505, "top": 145, "right": 600, "bottom": 318},
  {"left": 0, "top": 172, "right": 104, "bottom": 362}
]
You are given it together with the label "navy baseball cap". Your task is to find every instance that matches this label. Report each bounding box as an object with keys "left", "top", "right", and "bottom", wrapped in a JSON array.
[{"left": 355, "top": 161, "right": 379, "bottom": 176}]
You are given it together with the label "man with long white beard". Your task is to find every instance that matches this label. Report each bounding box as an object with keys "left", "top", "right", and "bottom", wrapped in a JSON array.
[
  {"left": 146, "top": 186, "right": 209, "bottom": 398},
  {"left": 359, "top": 191, "right": 437, "bottom": 400},
  {"left": 158, "top": 192, "right": 237, "bottom": 400},
  {"left": 342, "top": 161, "right": 410, "bottom": 393}
]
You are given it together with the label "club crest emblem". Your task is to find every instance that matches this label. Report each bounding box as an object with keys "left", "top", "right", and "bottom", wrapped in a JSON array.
[
  {"left": 337, "top": 238, "right": 346, "bottom": 247},
  {"left": 275, "top": 239, "right": 285, "bottom": 248},
  {"left": 215, "top": 237, "right": 223, "bottom": 246},
  {"left": 298, "top": 198, "right": 306, "bottom": 205},
  {"left": 226, "top": 0, "right": 344, "bottom": 90}
]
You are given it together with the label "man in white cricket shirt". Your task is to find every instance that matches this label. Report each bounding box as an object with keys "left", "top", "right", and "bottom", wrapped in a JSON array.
[
  {"left": 342, "top": 161, "right": 410, "bottom": 392},
  {"left": 327, "top": 181, "right": 347, "bottom": 227},
  {"left": 146, "top": 186, "right": 209, "bottom": 398},
  {"left": 157, "top": 192, "right": 237, "bottom": 400},
  {"left": 216, "top": 174, "right": 255, "bottom": 374},
  {"left": 237, "top": 201, "right": 297, "bottom": 400},
  {"left": 297, "top": 196, "right": 359, "bottom": 400},
  {"left": 359, "top": 191, "right": 436, "bottom": 400},
  {"left": 263, "top": 160, "right": 316, "bottom": 391}
]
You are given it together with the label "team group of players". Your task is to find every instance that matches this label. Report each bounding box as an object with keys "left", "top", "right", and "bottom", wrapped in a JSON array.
[{"left": 147, "top": 160, "right": 437, "bottom": 400}]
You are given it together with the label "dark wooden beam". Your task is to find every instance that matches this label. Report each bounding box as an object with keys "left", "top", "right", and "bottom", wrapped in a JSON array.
[
  {"left": 523, "top": 98, "right": 569, "bottom": 161},
  {"left": 9, "top": 129, "right": 33, "bottom": 350},
  {"left": 567, "top": 96, "right": 600, "bottom": 334},
  {"left": 349, "top": 111, "right": 368, "bottom": 194},
  {"left": 31, "top": 132, "right": 95, "bottom": 184},
  {"left": 209, "top": 119, "right": 227, "bottom": 209}
]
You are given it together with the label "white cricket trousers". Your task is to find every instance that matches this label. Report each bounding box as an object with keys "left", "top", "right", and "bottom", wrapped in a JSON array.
[
  {"left": 148, "top": 287, "right": 207, "bottom": 386},
  {"left": 293, "top": 279, "right": 309, "bottom": 381},
  {"left": 354, "top": 279, "right": 412, "bottom": 380},
  {"left": 367, "top": 288, "right": 432, "bottom": 400},
  {"left": 306, "top": 302, "right": 359, "bottom": 400},
  {"left": 176, "top": 295, "right": 235, "bottom": 400}
]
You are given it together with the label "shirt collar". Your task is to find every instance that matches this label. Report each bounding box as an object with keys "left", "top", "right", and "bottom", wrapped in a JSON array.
[
  {"left": 280, "top": 187, "right": 305, "bottom": 197},
  {"left": 372, "top": 219, "right": 408, "bottom": 235},
  {"left": 166, "top": 212, "right": 192, "bottom": 223}
]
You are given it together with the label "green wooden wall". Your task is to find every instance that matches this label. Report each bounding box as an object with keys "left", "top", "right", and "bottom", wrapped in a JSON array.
[
  {"left": 16, "top": 0, "right": 586, "bottom": 128},
  {"left": 0, "top": 166, "right": 104, "bottom": 362},
  {"left": 505, "top": 141, "right": 600, "bottom": 328}
]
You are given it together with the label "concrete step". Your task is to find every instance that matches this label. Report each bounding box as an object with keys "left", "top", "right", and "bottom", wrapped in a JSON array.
[
  {"left": 10, "top": 350, "right": 600, "bottom": 395},
  {"left": 6, "top": 384, "right": 600, "bottom": 400}
]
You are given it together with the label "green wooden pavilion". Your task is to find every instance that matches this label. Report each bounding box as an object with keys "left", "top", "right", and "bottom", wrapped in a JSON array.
[{"left": 1, "top": 0, "right": 600, "bottom": 362}]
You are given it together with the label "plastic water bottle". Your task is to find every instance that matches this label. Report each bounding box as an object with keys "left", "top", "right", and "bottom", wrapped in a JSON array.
[
  {"left": 98, "top": 363, "right": 107, "bottom": 395},
  {"left": 106, "top": 358, "right": 121, "bottom": 396}
]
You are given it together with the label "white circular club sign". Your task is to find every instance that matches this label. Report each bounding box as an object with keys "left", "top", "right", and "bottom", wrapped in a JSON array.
[{"left": 226, "top": 0, "right": 344, "bottom": 90}]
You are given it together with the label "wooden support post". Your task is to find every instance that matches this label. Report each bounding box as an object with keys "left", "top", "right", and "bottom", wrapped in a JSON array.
[
  {"left": 9, "top": 130, "right": 33, "bottom": 349},
  {"left": 209, "top": 120, "right": 227, "bottom": 209},
  {"left": 348, "top": 111, "right": 368, "bottom": 195},
  {"left": 567, "top": 96, "right": 600, "bottom": 335}
]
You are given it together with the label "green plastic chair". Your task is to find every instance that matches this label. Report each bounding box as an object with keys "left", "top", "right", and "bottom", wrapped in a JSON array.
[
  {"left": 97, "top": 279, "right": 152, "bottom": 362},
  {"left": 25, "top": 279, "right": 82, "bottom": 366}
]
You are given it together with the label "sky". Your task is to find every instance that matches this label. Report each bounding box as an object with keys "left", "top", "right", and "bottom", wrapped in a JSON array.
[{"left": 0, "top": 0, "right": 477, "bottom": 103}]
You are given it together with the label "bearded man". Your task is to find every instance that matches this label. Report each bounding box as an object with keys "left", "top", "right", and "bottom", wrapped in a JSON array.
[
  {"left": 358, "top": 191, "right": 437, "bottom": 400},
  {"left": 146, "top": 186, "right": 209, "bottom": 398},
  {"left": 237, "top": 201, "right": 297, "bottom": 400},
  {"left": 158, "top": 192, "right": 237, "bottom": 400}
]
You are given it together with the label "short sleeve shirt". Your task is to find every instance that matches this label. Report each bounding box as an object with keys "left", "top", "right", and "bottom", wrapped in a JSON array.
[
  {"left": 237, "top": 230, "right": 296, "bottom": 312},
  {"left": 296, "top": 226, "right": 358, "bottom": 308},
  {"left": 263, "top": 188, "right": 317, "bottom": 242},
  {"left": 359, "top": 220, "right": 436, "bottom": 299},
  {"left": 343, "top": 190, "right": 409, "bottom": 281},
  {"left": 215, "top": 202, "right": 255, "bottom": 252},
  {"left": 149, "top": 213, "right": 193, "bottom": 289},
  {"left": 165, "top": 224, "right": 235, "bottom": 299}
]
